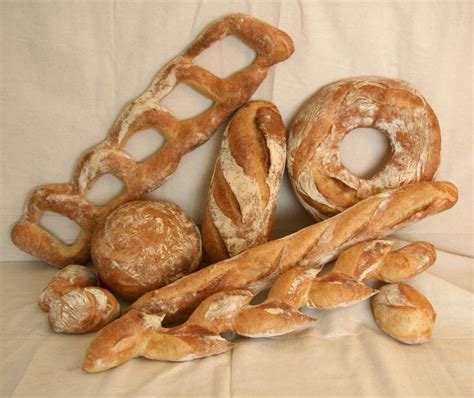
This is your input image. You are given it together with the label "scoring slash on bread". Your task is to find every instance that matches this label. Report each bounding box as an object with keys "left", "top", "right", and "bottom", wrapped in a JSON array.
[
  {"left": 11, "top": 13, "right": 294, "bottom": 268},
  {"left": 287, "top": 77, "right": 441, "bottom": 220},
  {"left": 202, "top": 101, "right": 287, "bottom": 263},
  {"left": 91, "top": 200, "right": 202, "bottom": 301},
  {"left": 83, "top": 267, "right": 376, "bottom": 372}
]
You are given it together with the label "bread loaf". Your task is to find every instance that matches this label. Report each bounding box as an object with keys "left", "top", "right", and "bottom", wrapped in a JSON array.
[
  {"left": 371, "top": 283, "right": 436, "bottom": 344},
  {"left": 11, "top": 13, "right": 294, "bottom": 268},
  {"left": 48, "top": 286, "right": 121, "bottom": 334},
  {"left": 130, "top": 181, "right": 457, "bottom": 323},
  {"left": 202, "top": 101, "right": 286, "bottom": 263},
  {"left": 84, "top": 266, "right": 376, "bottom": 372},
  {"left": 287, "top": 77, "right": 441, "bottom": 219},
  {"left": 38, "top": 264, "right": 97, "bottom": 311},
  {"left": 91, "top": 200, "right": 201, "bottom": 301}
]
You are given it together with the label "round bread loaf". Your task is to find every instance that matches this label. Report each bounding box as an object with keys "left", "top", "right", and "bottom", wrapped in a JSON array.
[
  {"left": 91, "top": 200, "right": 201, "bottom": 301},
  {"left": 288, "top": 76, "right": 441, "bottom": 219},
  {"left": 371, "top": 283, "right": 436, "bottom": 344}
]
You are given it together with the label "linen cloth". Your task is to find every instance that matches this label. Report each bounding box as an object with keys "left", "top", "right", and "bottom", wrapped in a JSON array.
[{"left": 0, "top": 0, "right": 472, "bottom": 397}]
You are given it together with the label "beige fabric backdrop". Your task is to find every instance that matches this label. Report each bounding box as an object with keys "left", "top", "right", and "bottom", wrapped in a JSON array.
[{"left": 0, "top": 0, "right": 472, "bottom": 397}]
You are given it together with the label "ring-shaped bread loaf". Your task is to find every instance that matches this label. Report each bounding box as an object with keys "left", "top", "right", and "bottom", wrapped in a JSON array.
[{"left": 287, "top": 77, "right": 441, "bottom": 219}]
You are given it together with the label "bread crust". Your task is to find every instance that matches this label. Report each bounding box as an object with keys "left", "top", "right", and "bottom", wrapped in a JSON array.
[
  {"left": 332, "top": 240, "right": 437, "bottom": 282},
  {"left": 83, "top": 267, "right": 377, "bottom": 372},
  {"left": 38, "top": 264, "right": 97, "bottom": 311},
  {"left": 202, "top": 101, "right": 286, "bottom": 263},
  {"left": 48, "top": 286, "right": 121, "bottom": 334},
  {"left": 91, "top": 200, "right": 201, "bottom": 301},
  {"left": 131, "top": 181, "right": 456, "bottom": 323},
  {"left": 371, "top": 283, "right": 436, "bottom": 344},
  {"left": 288, "top": 77, "right": 441, "bottom": 219},
  {"left": 11, "top": 13, "right": 294, "bottom": 268}
]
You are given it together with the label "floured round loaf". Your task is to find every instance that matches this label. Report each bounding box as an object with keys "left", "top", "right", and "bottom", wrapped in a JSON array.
[
  {"left": 92, "top": 200, "right": 201, "bottom": 301},
  {"left": 371, "top": 283, "right": 436, "bottom": 344}
]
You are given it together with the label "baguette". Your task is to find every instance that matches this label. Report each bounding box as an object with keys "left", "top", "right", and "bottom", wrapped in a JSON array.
[
  {"left": 131, "top": 181, "right": 457, "bottom": 323},
  {"left": 84, "top": 267, "right": 376, "bottom": 372},
  {"left": 202, "top": 101, "right": 286, "bottom": 263}
]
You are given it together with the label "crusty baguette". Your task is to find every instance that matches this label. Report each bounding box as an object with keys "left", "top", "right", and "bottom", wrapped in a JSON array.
[
  {"left": 130, "top": 181, "right": 457, "bottom": 323},
  {"left": 84, "top": 267, "right": 376, "bottom": 372},
  {"left": 202, "top": 101, "right": 286, "bottom": 263}
]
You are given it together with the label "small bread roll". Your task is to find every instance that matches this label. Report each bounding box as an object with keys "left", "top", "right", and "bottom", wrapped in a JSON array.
[
  {"left": 38, "top": 264, "right": 97, "bottom": 311},
  {"left": 371, "top": 283, "right": 436, "bottom": 344},
  {"left": 92, "top": 200, "right": 201, "bottom": 301},
  {"left": 48, "top": 287, "right": 121, "bottom": 334}
]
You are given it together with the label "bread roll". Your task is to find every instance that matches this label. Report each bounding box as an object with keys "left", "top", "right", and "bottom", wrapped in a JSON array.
[
  {"left": 91, "top": 200, "right": 201, "bottom": 301},
  {"left": 202, "top": 101, "right": 286, "bottom": 263},
  {"left": 48, "top": 287, "right": 121, "bottom": 334},
  {"left": 371, "top": 283, "right": 436, "bottom": 344},
  {"left": 38, "top": 264, "right": 97, "bottom": 311}
]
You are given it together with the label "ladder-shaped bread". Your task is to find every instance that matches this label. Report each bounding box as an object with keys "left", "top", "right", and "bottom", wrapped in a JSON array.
[{"left": 11, "top": 14, "right": 294, "bottom": 268}]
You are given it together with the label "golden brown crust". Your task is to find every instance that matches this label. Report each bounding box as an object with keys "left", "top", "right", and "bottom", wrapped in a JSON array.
[
  {"left": 288, "top": 77, "right": 441, "bottom": 220},
  {"left": 307, "top": 273, "right": 377, "bottom": 309},
  {"left": 371, "top": 283, "right": 436, "bottom": 344},
  {"left": 48, "top": 286, "right": 121, "bottom": 334},
  {"left": 91, "top": 200, "right": 201, "bottom": 301},
  {"left": 38, "top": 264, "right": 97, "bottom": 311},
  {"left": 202, "top": 101, "right": 287, "bottom": 263},
  {"left": 372, "top": 241, "right": 436, "bottom": 282},
  {"left": 11, "top": 14, "right": 294, "bottom": 268},
  {"left": 333, "top": 240, "right": 437, "bottom": 283},
  {"left": 84, "top": 266, "right": 378, "bottom": 372},
  {"left": 130, "top": 181, "right": 456, "bottom": 324}
]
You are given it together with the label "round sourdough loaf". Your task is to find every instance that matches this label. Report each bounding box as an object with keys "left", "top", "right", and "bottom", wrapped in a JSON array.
[{"left": 92, "top": 200, "right": 201, "bottom": 301}]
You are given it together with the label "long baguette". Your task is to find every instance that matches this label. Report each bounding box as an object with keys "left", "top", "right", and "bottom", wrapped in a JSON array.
[{"left": 131, "top": 181, "right": 457, "bottom": 323}]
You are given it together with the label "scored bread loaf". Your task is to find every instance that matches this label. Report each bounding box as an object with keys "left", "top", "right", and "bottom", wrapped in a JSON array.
[
  {"left": 202, "top": 101, "right": 286, "bottom": 263},
  {"left": 48, "top": 286, "right": 121, "bottom": 334},
  {"left": 129, "top": 181, "right": 457, "bottom": 323},
  {"left": 38, "top": 264, "right": 97, "bottom": 311},
  {"left": 371, "top": 283, "right": 436, "bottom": 344},
  {"left": 91, "top": 200, "right": 202, "bottom": 301}
]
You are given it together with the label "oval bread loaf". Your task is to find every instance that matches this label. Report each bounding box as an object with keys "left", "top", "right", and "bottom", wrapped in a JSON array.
[
  {"left": 202, "top": 101, "right": 287, "bottom": 263},
  {"left": 371, "top": 283, "right": 436, "bottom": 344}
]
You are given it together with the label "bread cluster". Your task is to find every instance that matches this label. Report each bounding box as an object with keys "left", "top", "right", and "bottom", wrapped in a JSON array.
[{"left": 10, "top": 13, "right": 458, "bottom": 373}]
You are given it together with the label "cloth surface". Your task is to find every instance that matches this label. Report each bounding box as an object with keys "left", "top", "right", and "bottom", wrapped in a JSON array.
[
  {"left": 1, "top": 248, "right": 473, "bottom": 397},
  {"left": 0, "top": 0, "right": 472, "bottom": 397}
]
